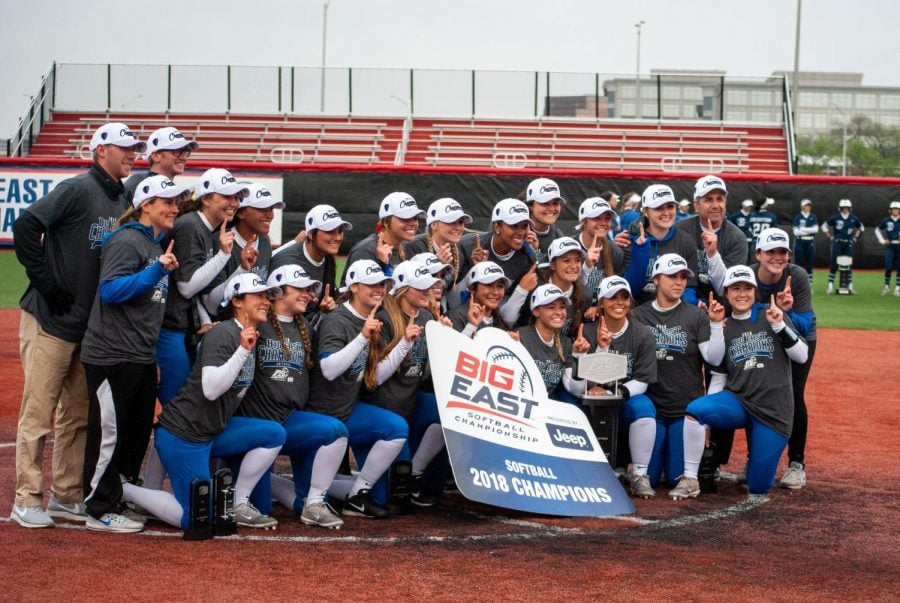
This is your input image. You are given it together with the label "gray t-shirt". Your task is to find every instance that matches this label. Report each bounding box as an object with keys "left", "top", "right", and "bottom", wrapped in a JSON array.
[
  {"left": 205, "top": 232, "right": 273, "bottom": 320},
  {"left": 446, "top": 300, "right": 508, "bottom": 332},
  {"left": 576, "top": 235, "right": 628, "bottom": 301},
  {"left": 308, "top": 305, "right": 369, "bottom": 421},
  {"left": 162, "top": 211, "right": 217, "bottom": 331},
  {"left": 458, "top": 232, "right": 535, "bottom": 296},
  {"left": 516, "top": 325, "right": 574, "bottom": 394},
  {"left": 364, "top": 310, "right": 432, "bottom": 421},
  {"left": 582, "top": 319, "right": 658, "bottom": 386},
  {"left": 532, "top": 224, "right": 566, "bottom": 265},
  {"left": 157, "top": 319, "right": 255, "bottom": 443},
  {"left": 80, "top": 225, "right": 168, "bottom": 365},
  {"left": 18, "top": 167, "right": 129, "bottom": 342},
  {"left": 238, "top": 317, "right": 314, "bottom": 423},
  {"left": 632, "top": 301, "right": 711, "bottom": 419},
  {"left": 676, "top": 215, "right": 749, "bottom": 300},
  {"left": 341, "top": 233, "right": 404, "bottom": 285},
  {"left": 752, "top": 262, "right": 817, "bottom": 342},
  {"left": 717, "top": 311, "right": 797, "bottom": 438},
  {"left": 270, "top": 242, "right": 337, "bottom": 328}
]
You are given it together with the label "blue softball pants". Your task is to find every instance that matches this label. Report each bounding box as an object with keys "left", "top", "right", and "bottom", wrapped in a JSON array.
[{"left": 623, "top": 394, "right": 685, "bottom": 488}]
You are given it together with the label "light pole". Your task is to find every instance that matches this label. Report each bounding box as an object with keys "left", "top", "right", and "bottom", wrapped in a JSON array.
[
  {"left": 832, "top": 103, "right": 850, "bottom": 176},
  {"left": 320, "top": 0, "right": 331, "bottom": 113},
  {"left": 634, "top": 20, "right": 645, "bottom": 120}
]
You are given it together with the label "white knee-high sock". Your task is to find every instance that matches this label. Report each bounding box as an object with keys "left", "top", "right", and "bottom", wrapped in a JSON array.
[
  {"left": 411, "top": 425, "right": 445, "bottom": 476},
  {"left": 142, "top": 445, "right": 167, "bottom": 490},
  {"left": 327, "top": 474, "right": 355, "bottom": 501},
  {"left": 270, "top": 473, "right": 297, "bottom": 510},
  {"left": 121, "top": 482, "right": 182, "bottom": 528},
  {"left": 629, "top": 417, "right": 656, "bottom": 476},
  {"left": 308, "top": 437, "right": 348, "bottom": 505},
  {"left": 351, "top": 438, "right": 405, "bottom": 497},
  {"left": 683, "top": 419, "right": 707, "bottom": 479},
  {"left": 234, "top": 447, "right": 280, "bottom": 506}
]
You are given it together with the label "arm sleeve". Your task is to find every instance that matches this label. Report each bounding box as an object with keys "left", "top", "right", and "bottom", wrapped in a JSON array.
[
  {"left": 875, "top": 228, "right": 886, "bottom": 245},
  {"left": 374, "top": 338, "right": 414, "bottom": 385},
  {"left": 562, "top": 367, "right": 587, "bottom": 397},
  {"left": 785, "top": 310, "right": 813, "bottom": 337},
  {"left": 798, "top": 224, "right": 819, "bottom": 235},
  {"left": 706, "top": 252, "right": 726, "bottom": 296},
  {"left": 622, "top": 379, "right": 648, "bottom": 396},
  {"left": 820, "top": 222, "right": 830, "bottom": 236},
  {"left": 698, "top": 321, "right": 725, "bottom": 366},
  {"left": 197, "top": 301, "right": 212, "bottom": 328},
  {"left": 201, "top": 265, "right": 248, "bottom": 314},
  {"left": 176, "top": 249, "right": 231, "bottom": 298},
  {"left": 498, "top": 286, "right": 529, "bottom": 326},
  {"left": 770, "top": 320, "right": 809, "bottom": 364},
  {"left": 271, "top": 240, "right": 297, "bottom": 256},
  {"left": 461, "top": 323, "right": 478, "bottom": 338},
  {"left": 201, "top": 346, "right": 252, "bottom": 400},
  {"left": 708, "top": 371, "right": 727, "bottom": 394},
  {"left": 99, "top": 261, "right": 168, "bottom": 304},
  {"left": 318, "top": 333, "right": 368, "bottom": 381}
]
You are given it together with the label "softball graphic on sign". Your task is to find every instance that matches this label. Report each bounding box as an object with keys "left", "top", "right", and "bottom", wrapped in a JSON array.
[{"left": 426, "top": 323, "right": 634, "bottom": 517}]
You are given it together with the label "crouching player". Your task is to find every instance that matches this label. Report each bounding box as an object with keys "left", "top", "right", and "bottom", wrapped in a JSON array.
[{"left": 674, "top": 266, "right": 808, "bottom": 499}]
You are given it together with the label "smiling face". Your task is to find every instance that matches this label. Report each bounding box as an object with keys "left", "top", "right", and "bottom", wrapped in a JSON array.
[
  {"left": 202, "top": 192, "right": 242, "bottom": 227},
  {"left": 140, "top": 196, "right": 179, "bottom": 235},
  {"left": 276, "top": 284, "right": 317, "bottom": 315},
  {"left": 386, "top": 215, "right": 419, "bottom": 243},
  {"left": 471, "top": 280, "right": 505, "bottom": 310},
  {"left": 530, "top": 200, "right": 562, "bottom": 229},
  {"left": 726, "top": 282, "right": 756, "bottom": 313},
  {"left": 237, "top": 206, "right": 275, "bottom": 236},
  {"left": 308, "top": 226, "right": 346, "bottom": 259},
  {"left": 151, "top": 148, "right": 191, "bottom": 178},
  {"left": 599, "top": 290, "right": 632, "bottom": 321},
  {"left": 755, "top": 247, "right": 790, "bottom": 279},
  {"left": 233, "top": 291, "right": 271, "bottom": 327},
  {"left": 694, "top": 190, "right": 727, "bottom": 228},
  {"left": 431, "top": 218, "right": 466, "bottom": 244},
  {"left": 350, "top": 281, "right": 387, "bottom": 313},
  {"left": 551, "top": 251, "right": 583, "bottom": 285},
  {"left": 581, "top": 213, "right": 613, "bottom": 240},
  {"left": 645, "top": 202, "right": 677, "bottom": 233},
  {"left": 96, "top": 144, "right": 138, "bottom": 179},
  {"left": 532, "top": 298, "right": 568, "bottom": 330},
  {"left": 494, "top": 221, "right": 528, "bottom": 250}
]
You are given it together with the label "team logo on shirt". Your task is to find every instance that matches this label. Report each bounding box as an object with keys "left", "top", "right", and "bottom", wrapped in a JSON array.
[
  {"left": 235, "top": 353, "right": 256, "bottom": 398},
  {"left": 533, "top": 358, "right": 564, "bottom": 392},
  {"left": 350, "top": 343, "right": 369, "bottom": 381},
  {"left": 258, "top": 338, "right": 306, "bottom": 380},
  {"left": 89, "top": 216, "right": 118, "bottom": 249},
  {"left": 728, "top": 330, "right": 774, "bottom": 367},
  {"left": 647, "top": 324, "right": 689, "bottom": 358}
]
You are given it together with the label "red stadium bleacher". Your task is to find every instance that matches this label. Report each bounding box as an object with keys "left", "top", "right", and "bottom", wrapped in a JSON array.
[{"left": 26, "top": 112, "right": 791, "bottom": 174}]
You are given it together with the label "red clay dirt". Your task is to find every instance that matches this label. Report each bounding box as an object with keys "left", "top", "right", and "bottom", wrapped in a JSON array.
[{"left": 0, "top": 308, "right": 897, "bottom": 601}]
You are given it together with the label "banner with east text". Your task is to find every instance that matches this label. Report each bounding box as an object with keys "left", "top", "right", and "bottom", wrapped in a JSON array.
[{"left": 426, "top": 322, "right": 634, "bottom": 516}]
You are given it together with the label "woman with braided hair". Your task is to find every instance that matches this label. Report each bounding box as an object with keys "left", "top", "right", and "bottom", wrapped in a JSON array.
[
  {"left": 233, "top": 265, "right": 348, "bottom": 529},
  {"left": 307, "top": 259, "right": 409, "bottom": 519}
]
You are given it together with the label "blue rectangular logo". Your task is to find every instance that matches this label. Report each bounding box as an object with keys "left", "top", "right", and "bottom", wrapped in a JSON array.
[{"left": 546, "top": 424, "right": 593, "bottom": 451}]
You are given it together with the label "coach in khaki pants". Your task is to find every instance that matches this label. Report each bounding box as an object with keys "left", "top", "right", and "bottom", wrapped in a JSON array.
[{"left": 10, "top": 123, "right": 144, "bottom": 528}]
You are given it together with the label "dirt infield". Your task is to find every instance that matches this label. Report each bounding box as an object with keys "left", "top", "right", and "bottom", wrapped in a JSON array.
[{"left": 0, "top": 308, "right": 898, "bottom": 600}]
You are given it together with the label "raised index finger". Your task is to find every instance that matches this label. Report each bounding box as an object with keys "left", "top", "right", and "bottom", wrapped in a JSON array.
[
  {"left": 785, "top": 275, "right": 792, "bottom": 291},
  {"left": 166, "top": 239, "right": 175, "bottom": 255},
  {"left": 220, "top": 218, "right": 227, "bottom": 234},
  {"left": 369, "top": 302, "right": 381, "bottom": 319},
  {"left": 475, "top": 233, "right": 481, "bottom": 249}
]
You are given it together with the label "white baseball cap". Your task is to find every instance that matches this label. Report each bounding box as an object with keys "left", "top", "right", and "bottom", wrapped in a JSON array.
[
  {"left": 839, "top": 199, "right": 852, "bottom": 208},
  {"left": 723, "top": 265, "right": 757, "bottom": 289},
  {"left": 890, "top": 201, "right": 900, "bottom": 210},
  {"left": 763, "top": 197, "right": 776, "bottom": 208},
  {"left": 651, "top": 253, "right": 695, "bottom": 278},
  {"left": 240, "top": 183, "right": 285, "bottom": 210},
  {"left": 526, "top": 178, "right": 567, "bottom": 205},
  {"left": 267, "top": 264, "right": 322, "bottom": 294},
  {"left": 756, "top": 228, "right": 791, "bottom": 252},
  {"left": 341, "top": 259, "right": 394, "bottom": 293},
  {"left": 221, "top": 273, "right": 283, "bottom": 307},
  {"left": 305, "top": 204, "right": 352, "bottom": 232},
  {"left": 623, "top": 193, "right": 641, "bottom": 207},
  {"left": 466, "top": 261, "right": 511, "bottom": 288},
  {"left": 548, "top": 237, "right": 586, "bottom": 262},
  {"left": 491, "top": 198, "right": 534, "bottom": 226},
  {"left": 390, "top": 260, "right": 440, "bottom": 294},
  {"left": 195, "top": 168, "right": 251, "bottom": 198},
  {"left": 530, "top": 284, "right": 571, "bottom": 311},
  {"left": 426, "top": 198, "right": 473, "bottom": 225},
  {"left": 641, "top": 184, "right": 677, "bottom": 209},
  {"left": 146, "top": 127, "right": 199, "bottom": 155},
  {"left": 89, "top": 122, "right": 147, "bottom": 152},
  {"left": 597, "top": 276, "right": 632, "bottom": 299},
  {"left": 800, "top": 199, "right": 812, "bottom": 207},
  {"left": 132, "top": 175, "right": 188, "bottom": 209},
  {"left": 410, "top": 252, "right": 452, "bottom": 275},
  {"left": 694, "top": 175, "right": 728, "bottom": 199},
  {"left": 741, "top": 199, "right": 755, "bottom": 209},
  {"left": 679, "top": 199, "right": 691, "bottom": 208},
  {"left": 379, "top": 192, "right": 425, "bottom": 220},
  {"left": 577, "top": 197, "right": 618, "bottom": 229}
]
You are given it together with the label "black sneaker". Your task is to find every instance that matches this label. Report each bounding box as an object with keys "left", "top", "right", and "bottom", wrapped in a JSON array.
[
  {"left": 343, "top": 489, "right": 388, "bottom": 519},
  {"left": 409, "top": 475, "right": 438, "bottom": 508}
]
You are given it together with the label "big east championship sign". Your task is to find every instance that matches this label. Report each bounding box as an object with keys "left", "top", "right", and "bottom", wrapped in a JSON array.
[{"left": 426, "top": 323, "right": 634, "bottom": 516}]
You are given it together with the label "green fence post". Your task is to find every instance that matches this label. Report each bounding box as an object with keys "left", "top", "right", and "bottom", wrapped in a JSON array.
[
  {"left": 277, "top": 67, "right": 282, "bottom": 113},
  {"left": 719, "top": 75, "right": 725, "bottom": 120},
  {"left": 52, "top": 62, "right": 57, "bottom": 109},
  {"left": 226, "top": 65, "right": 232, "bottom": 112},
  {"left": 409, "top": 69, "right": 414, "bottom": 115},
  {"left": 595, "top": 73, "right": 600, "bottom": 119},
  {"left": 657, "top": 74, "right": 662, "bottom": 119},
  {"left": 291, "top": 67, "right": 295, "bottom": 113},
  {"left": 348, "top": 68, "right": 353, "bottom": 115},
  {"left": 545, "top": 72, "right": 551, "bottom": 117},
  {"left": 534, "top": 72, "right": 538, "bottom": 117},
  {"left": 471, "top": 70, "right": 476, "bottom": 117},
  {"left": 107, "top": 64, "right": 111, "bottom": 111},
  {"left": 167, "top": 65, "right": 172, "bottom": 112}
]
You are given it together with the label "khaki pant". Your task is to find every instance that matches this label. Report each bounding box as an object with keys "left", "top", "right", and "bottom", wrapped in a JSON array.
[{"left": 14, "top": 311, "right": 88, "bottom": 507}]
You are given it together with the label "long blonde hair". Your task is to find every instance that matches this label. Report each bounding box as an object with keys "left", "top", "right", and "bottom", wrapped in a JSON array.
[{"left": 362, "top": 288, "right": 409, "bottom": 389}]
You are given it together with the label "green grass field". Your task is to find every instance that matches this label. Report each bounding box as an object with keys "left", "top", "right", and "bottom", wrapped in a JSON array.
[{"left": 0, "top": 250, "right": 895, "bottom": 330}]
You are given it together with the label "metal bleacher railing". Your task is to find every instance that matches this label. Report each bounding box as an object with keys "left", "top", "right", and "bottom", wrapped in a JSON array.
[{"left": 7, "top": 63, "right": 795, "bottom": 174}]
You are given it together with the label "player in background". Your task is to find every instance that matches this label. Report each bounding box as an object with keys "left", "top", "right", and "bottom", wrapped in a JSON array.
[
  {"left": 122, "top": 273, "right": 287, "bottom": 530},
  {"left": 404, "top": 198, "right": 473, "bottom": 308},
  {"left": 623, "top": 184, "right": 700, "bottom": 305},
  {"left": 875, "top": 201, "right": 900, "bottom": 296},
  {"left": 201, "top": 182, "right": 284, "bottom": 316},
  {"left": 748, "top": 197, "right": 779, "bottom": 248},
  {"left": 521, "top": 177, "right": 567, "bottom": 264},
  {"left": 446, "top": 261, "right": 513, "bottom": 335},
  {"left": 515, "top": 284, "right": 590, "bottom": 404},
  {"left": 271, "top": 204, "right": 351, "bottom": 325},
  {"left": 410, "top": 252, "right": 454, "bottom": 317},
  {"left": 821, "top": 199, "right": 864, "bottom": 295},
  {"left": 727, "top": 199, "right": 756, "bottom": 261},
  {"left": 10, "top": 122, "right": 144, "bottom": 529},
  {"left": 792, "top": 199, "right": 819, "bottom": 288},
  {"left": 748, "top": 228, "right": 817, "bottom": 490},
  {"left": 341, "top": 192, "right": 425, "bottom": 284},
  {"left": 617, "top": 192, "right": 642, "bottom": 234},
  {"left": 675, "top": 266, "right": 807, "bottom": 498},
  {"left": 123, "top": 126, "right": 198, "bottom": 202},
  {"left": 574, "top": 197, "right": 629, "bottom": 300},
  {"left": 676, "top": 199, "right": 691, "bottom": 221},
  {"left": 79, "top": 176, "right": 184, "bottom": 532},
  {"left": 458, "top": 198, "right": 539, "bottom": 326},
  {"left": 307, "top": 260, "right": 408, "bottom": 518},
  {"left": 236, "top": 265, "right": 348, "bottom": 529},
  {"left": 629, "top": 254, "right": 725, "bottom": 499}
]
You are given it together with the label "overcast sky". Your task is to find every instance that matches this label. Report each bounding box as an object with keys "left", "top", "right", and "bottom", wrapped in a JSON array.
[{"left": 2, "top": 0, "right": 898, "bottom": 135}]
